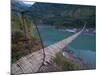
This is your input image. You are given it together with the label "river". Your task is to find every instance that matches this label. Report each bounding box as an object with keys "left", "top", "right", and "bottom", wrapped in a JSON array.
[{"left": 35, "top": 25, "right": 96, "bottom": 69}]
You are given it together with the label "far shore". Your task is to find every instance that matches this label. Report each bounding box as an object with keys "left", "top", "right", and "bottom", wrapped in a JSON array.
[{"left": 37, "top": 25, "right": 96, "bottom": 36}]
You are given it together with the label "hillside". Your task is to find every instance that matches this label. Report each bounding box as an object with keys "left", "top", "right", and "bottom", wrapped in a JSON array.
[
  {"left": 29, "top": 2, "right": 96, "bottom": 28},
  {"left": 11, "top": 1, "right": 42, "bottom": 63}
]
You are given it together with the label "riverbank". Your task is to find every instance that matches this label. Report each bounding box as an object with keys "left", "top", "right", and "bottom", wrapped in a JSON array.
[
  {"left": 62, "top": 47, "right": 96, "bottom": 69},
  {"left": 37, "top": 25, "right": 96, "bottom": 36},
  {"left": 58, "top": 28, "right": 96, "bottom": 35},
  {"left": 62, "top": 47, "right": 86, "bottom": 68}
]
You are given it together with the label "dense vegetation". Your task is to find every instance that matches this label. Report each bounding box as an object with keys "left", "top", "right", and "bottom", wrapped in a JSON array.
[
  {"left": 11, "top": 12, "right": 42, "bottom": 63},
  {"left": 29, "top": 2, "right": 96, "bottom": 28},
  {"left": 53, "top": 52, "right": 82, "bottom": 71}
]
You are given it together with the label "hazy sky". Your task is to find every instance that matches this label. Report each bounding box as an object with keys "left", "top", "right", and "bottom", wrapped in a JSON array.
[
  {"left": 20, "top": 0, "right": 35, "bottom": 5},
  {"left": 23, "top": 1, "right": 35, "bottom": 5},
  {"left": 18, "top": 0, "right": 95, "bottom": 5}
]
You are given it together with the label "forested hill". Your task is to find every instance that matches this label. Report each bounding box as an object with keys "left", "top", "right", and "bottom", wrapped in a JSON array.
[{"left": 29, "top": 2, "right": 96, "bottom": 28}]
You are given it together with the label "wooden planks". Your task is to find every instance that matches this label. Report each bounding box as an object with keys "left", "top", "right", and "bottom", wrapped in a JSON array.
[{"left": 11, "top": 28, "right": 84, "bottom": 75}]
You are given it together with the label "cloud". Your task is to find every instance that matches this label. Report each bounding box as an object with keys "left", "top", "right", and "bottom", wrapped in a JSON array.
[{"left": 23, "top": 1, "right": 35, "bottom": 5}]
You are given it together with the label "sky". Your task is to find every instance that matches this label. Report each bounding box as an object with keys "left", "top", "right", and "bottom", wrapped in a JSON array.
[
  {"left": 23, "top": 1, "right": 35, "bottom": 5},
  {"left": 19, "top": 0, "right": 95, "bottom": 5},
  {"left": 20, "top": 0, "right": 35, "bottom": 5}
]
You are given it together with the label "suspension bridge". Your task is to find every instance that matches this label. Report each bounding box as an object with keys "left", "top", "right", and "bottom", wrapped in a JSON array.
[{"left": 11, "top": 25, "right": 85, "bottom": 75}]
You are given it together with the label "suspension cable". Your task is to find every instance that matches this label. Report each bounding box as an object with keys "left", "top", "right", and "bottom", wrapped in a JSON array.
[
  {"left": 33, "top": 21, "right": 46, "bottom": 72},
  {"left": 12, "top": 7, "right": 46, "bottom": 72}
]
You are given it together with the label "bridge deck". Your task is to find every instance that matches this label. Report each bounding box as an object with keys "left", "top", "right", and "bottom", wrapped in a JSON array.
[{"left": 11, "top": 27, "right": 84, "bottom": 75}]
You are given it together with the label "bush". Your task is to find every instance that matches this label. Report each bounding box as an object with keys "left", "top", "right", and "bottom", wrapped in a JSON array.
[{"left": 53, "top": 52, "right": 81, "bottom": 71}]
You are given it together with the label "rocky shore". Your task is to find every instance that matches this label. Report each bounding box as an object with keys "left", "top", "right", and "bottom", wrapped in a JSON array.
[{"left": 58, "top": 28, "right": 96, "bottom": 35}]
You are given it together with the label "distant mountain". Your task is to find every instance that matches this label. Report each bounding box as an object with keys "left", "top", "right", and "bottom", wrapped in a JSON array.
[
  {"left": 29, "top": 2, "right": 96, "bottom": 28},
  {"left": 11, "top": 1, "right": 26, "bottom": 10},
  {"left": 11, "top": 1, "right": 96, "bottom": 28},
  {"left": 11, "top": 0, "right": 32, "bottom": 16}
]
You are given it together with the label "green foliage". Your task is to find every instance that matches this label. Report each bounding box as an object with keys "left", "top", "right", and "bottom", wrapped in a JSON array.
[
  {"left": 12, "top": 30, "right": 24, "bottom": 44},
  {"left": 11, "top": 15, "right": 22, "bottom": 30},
  {"left": 11, "top": 14, "right": 42, "bottom": 63},
  {"left": 31, "top": 3, "right": 96, "bottom": 28},
  {"left": 53, "top": 52, "right": 81, "bottom": 71}
]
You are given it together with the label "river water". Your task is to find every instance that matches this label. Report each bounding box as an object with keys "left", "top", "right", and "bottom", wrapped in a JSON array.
[{"left": 36, "top": 26, "right": 96, "bottom": 69}]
